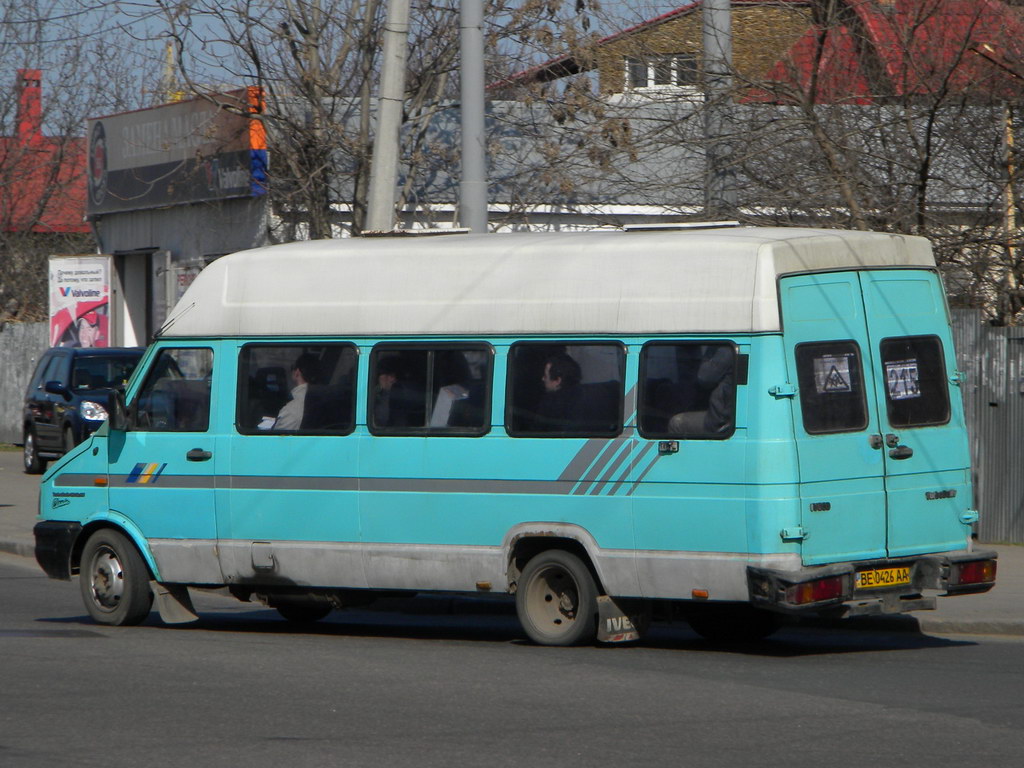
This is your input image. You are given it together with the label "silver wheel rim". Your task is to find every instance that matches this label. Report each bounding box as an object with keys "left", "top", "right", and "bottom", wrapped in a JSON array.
[
  {"left": 87, "top": 545, "right": 125, "bottom": 612},
  {"left": 23, "top": 433, "right": 34, "bottom": 469},
  {"left": 523, "top": 564, "right": 580, "bottom": 639}
]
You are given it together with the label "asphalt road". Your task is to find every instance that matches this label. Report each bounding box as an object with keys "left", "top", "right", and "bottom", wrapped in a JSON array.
[{"left": 2, "top": 551, "right": 1022, "bottom": 768}]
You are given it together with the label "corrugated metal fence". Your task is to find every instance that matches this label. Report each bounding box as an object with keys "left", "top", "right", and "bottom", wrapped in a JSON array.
[
  {"left": 952, "top": 309, "right": 1024, "bottom": 544},
  {"left": 0, "top": 321, "right": 48, "bottom": 446}
]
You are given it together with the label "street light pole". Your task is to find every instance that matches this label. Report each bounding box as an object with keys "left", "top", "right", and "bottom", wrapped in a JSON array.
[
  {"left": 459, "top": 0, "right": 488, "bottom": 233},
  {"left": 366, "top": 0, "right": 411, "bottom": 233},
  {"left": 703, "top": 0, "right": 737, "bottom": 219}
]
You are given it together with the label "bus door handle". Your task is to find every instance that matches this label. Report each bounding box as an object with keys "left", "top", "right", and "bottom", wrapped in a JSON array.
[
  {"left": 888, "top": 445, "right": 914, "bottom": 460},
  {"left": 186, "top": 448, "right": 213, "bottom": 462}
]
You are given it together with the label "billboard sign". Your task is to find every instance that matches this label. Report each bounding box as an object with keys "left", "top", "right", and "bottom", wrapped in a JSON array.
[
  {"left": 49, "top": 255, "right": 112, "bottom": 348},
  {"left": 86, "top": 88, "right": 267, "bottom": 215}
]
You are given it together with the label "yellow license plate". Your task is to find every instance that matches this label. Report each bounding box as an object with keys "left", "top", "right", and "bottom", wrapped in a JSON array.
[{"left": 855, "top": 566, "right": 911, "bottom": 589}]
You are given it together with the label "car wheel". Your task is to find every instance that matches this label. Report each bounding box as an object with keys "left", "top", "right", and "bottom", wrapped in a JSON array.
[
  {"left": 79, "top": 529, "right": 154, "bottom": 626},
  {"left": 516, "top": 550, "right": 598, "bottom": 646},
  {"left": 62, "top": 425, "right": 76, "bottom": 454},
  {"left": 23, "top": 428, "right": 46, "bottom": 474}
]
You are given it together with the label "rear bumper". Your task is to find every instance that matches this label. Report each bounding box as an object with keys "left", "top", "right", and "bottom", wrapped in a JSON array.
[
  {"left": 747, "top": 549, "right": 997, "bottom": 617},
  {"left": 34, "top": 521, "right": 82, "bottom": 580}
]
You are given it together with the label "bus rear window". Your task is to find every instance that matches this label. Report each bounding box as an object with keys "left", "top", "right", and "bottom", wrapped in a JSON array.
[
  {"left": 795, "top": 341, "right": 868, "bottom": 434},
  {"left": 880, "top": 335, "right": 950, "bottom": 428}
]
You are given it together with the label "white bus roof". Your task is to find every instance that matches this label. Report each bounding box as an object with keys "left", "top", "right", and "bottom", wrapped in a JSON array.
[{"left": 159, "top": 227, "right": 935, "bottom": 338}]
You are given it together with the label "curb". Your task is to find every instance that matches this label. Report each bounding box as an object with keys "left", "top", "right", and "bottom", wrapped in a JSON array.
[
  {"left": 916, "top": 617, "right": 1024, "bottom": 637},
  {"left": 0, "top": 541, "right": 35, "bottom": 559}
]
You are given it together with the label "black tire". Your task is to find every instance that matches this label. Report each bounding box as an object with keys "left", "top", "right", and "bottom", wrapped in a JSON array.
[
  {"left": 685, "top": 603, "right": 782, "bottom": 644},
  {"left": 23, "top": 428, "right": 46, "bottom": 474},
  {"left": 272, "top": 597, "right": 333, "bottom": 624},
  {"left": 79, "top": 529, "right": 153, "bottom": 626},
  {"left": 516, "top": 550, "right": 598, "bottom": 646},
  {"left": 62, "top": 425, "right": 76, "bottom": 454}
]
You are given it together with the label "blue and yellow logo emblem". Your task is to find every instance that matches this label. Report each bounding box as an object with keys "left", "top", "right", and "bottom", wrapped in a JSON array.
[{"left": 126, "top": 463, "right": 167, "bottom": 484}]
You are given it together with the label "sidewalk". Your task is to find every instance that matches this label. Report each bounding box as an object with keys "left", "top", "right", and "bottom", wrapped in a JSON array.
[{"left": 2, "top": 447, "right": 1022, "bottom": 636}]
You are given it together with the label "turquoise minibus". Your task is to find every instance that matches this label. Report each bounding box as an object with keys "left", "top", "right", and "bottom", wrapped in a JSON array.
[{"left": 34, "top": 227, "right": 997, "bottom": 644}]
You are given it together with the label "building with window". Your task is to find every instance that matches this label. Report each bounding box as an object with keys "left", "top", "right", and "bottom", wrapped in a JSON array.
[{"left": 494, "top": 1, "right": 814, "bottom": 98}]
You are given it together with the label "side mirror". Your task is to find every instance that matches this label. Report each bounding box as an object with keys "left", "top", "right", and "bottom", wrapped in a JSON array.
[
  {"left": 108, "top": 389, "right": 130, "bottom": 432},
  {"left": 44, "top": 380, "right": 72, "bottom": 401}
]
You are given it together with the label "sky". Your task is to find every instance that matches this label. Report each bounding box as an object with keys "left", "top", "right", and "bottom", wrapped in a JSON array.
[{"left": 3, "top": 1, "right": 689, "bottom": 103}]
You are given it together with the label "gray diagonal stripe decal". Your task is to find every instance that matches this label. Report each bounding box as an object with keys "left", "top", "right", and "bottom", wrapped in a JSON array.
[
  {"left": 574, "top": 436, "right": 630, "bottom": 494},
  {"left": 624, "top": 448, "right": 663, "bottom": 496},
  {"left": 588, "top": 439, "right": 637, "bottom": 496},
  {"left": 608, "top": 442, "right": 657, "bottom": 496}
]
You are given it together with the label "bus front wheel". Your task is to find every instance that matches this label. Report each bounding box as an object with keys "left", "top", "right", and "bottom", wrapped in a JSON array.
[
  {"left": 516, "top": 550, "right": 598, "bottom": 646},
  {"left": 79, "top": 529, "right": 154, "bottom": 626}
]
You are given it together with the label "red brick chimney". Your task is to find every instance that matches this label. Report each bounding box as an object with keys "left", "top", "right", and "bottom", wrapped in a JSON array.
[{"left": 16, "top": 69, "right": 43, "bottom": 147}]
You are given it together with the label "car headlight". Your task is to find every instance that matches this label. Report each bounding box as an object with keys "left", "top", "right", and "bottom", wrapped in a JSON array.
[{"left": 80, "top": 401, "right": 109, "bottom": 421}]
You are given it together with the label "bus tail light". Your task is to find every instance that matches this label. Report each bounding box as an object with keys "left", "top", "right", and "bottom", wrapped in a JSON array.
[
  {"left": 950, "top": 559, "right": 996, "bottom": 587},
  {"left": 785, "top": 575, "right": 845, "bottom": 605}
]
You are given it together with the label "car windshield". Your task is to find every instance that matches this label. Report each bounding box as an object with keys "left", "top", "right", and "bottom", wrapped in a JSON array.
[{"left": 71, "top": 355, "right": 142, "bottom": 391}]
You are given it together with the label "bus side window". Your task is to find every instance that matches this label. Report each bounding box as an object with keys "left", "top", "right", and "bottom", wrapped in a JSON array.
[
  {"left": 638, "top": 342, "right": 737, "bottom": 439},
  {"left": 506, "top": 342, "right": 624, "bottom": 437},
  {"left": 237, "top": 343, "right": 358, "bottom": 435},
  {"left": 134, "top": 348, "right": 213, "bottom": 432},
  {"left": 369, "top": 345, "right": 491, "bottom": 435}
]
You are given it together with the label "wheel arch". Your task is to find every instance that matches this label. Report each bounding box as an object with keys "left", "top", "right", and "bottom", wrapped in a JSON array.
[
  {"left": 71, "top": 515, "right": 160, "bottom": 582},
  {"left": 503, "top": 523, "right": 608, "bottom": 596}
]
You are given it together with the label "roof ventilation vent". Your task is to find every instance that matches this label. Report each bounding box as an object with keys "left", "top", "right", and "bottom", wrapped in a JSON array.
[{"left": 623, "top": 221, "right": 741, "bottom": 232}]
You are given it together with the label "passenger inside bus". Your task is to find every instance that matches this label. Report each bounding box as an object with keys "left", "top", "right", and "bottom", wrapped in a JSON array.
[
  {"left": 372, "top": 356, "right": 422, "bottom": 428},
  {"left": 264, "top": 353, "right": 320, "bottom": 430},
  {"left": 667, "top": 345, "right": 735, "bottom": 435},
  {"left": 536, "top": 352, "right": 584, "bottom": 431}
]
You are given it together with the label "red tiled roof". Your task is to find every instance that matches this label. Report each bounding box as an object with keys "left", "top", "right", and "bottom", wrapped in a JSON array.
[
  {"left": 751, "top": 0, "right": 1024, "bottom": 103},
  {"left": 1, "top": 70, "right": 88, "bottom": 234}
]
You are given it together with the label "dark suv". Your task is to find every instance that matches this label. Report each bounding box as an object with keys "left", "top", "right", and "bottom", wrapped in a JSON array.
[{"left": 23, "top": 346, "right": 144, "bottom": 474}]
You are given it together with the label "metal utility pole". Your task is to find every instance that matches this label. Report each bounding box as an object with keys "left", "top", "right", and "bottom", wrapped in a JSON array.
[
  {"left": 459, "top": 0, "right": 488, "bottom": 233},
  {"left": 366, "top": 0, "right": 411, "bottom": 232},
  {"left": 703, "top": 0, "right": 737, "bottom": 218}
]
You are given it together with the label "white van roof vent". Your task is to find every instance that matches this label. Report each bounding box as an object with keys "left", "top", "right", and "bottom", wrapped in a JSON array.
[
  {"left": 362, "top": 228, "right": 471, "bottom": 237},
  {"left": 623, "top": 221, "right": 741, "bottom": 232}
]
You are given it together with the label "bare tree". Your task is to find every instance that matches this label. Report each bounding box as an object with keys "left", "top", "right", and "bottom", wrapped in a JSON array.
[
  {"left": 0, "top": 1, "right": 156, "bottom": 321},
  {"left": 740, "top": 0, "right": 1024, "bottom": 323},
  {"left": 159, "top": 1, "right": 508, "bottom": 237}
]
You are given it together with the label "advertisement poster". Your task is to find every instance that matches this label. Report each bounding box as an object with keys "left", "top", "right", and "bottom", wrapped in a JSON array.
[
  {"left": 49, "top": 255, "right": 111, "bottom": 348},
  {"left": 86, "top": 87, "right": 267, "bottom": 216}
]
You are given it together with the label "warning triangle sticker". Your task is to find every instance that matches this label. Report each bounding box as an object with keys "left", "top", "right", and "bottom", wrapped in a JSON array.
[{"left": 823, "top": 365, "right": 849, "bottom": 391}]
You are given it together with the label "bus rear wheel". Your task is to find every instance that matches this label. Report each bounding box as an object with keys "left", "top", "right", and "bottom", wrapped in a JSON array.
[
  {"left": 516, "top": 550, "right": 598, "bottom": 646},
  {"left": 79, "top": 529, "right": 154, "bottom": 626}
]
